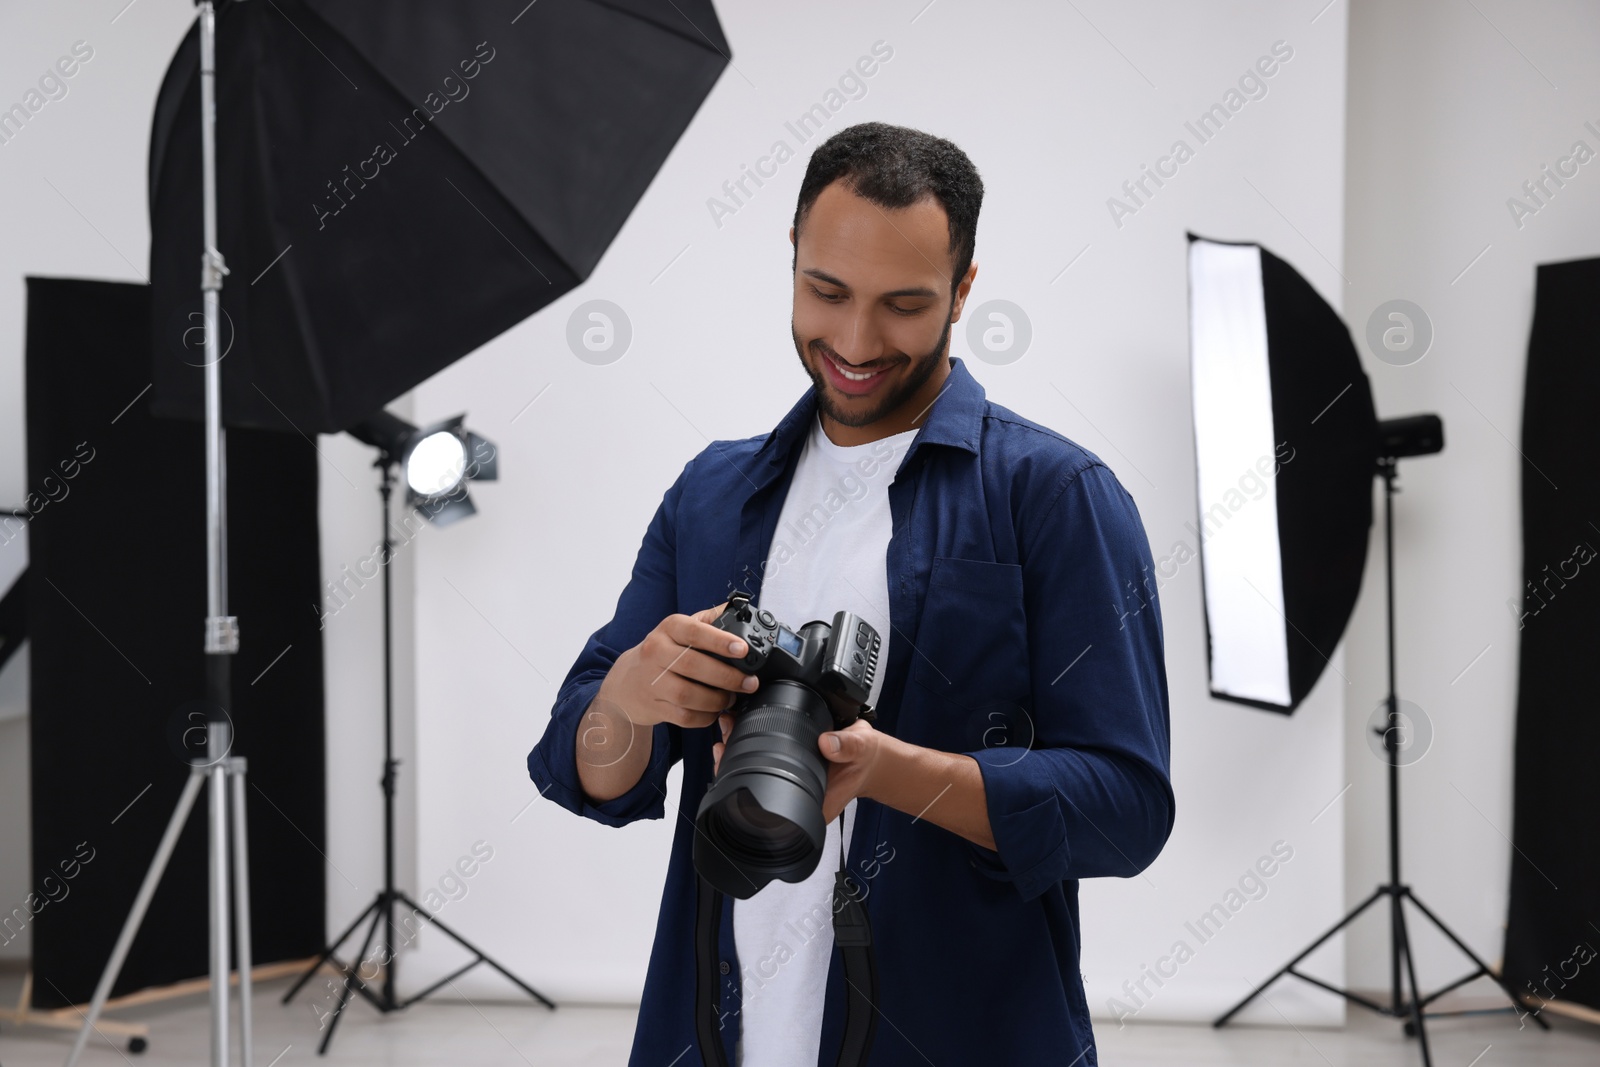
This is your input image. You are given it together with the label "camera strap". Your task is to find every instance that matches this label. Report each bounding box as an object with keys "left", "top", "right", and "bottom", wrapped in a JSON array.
[
  {"left": 692, "top": 824, "right": 879, "bottom": 1067},
  {"left": 694, "top": 873, "right": 729, "bottom": 1066},
  {"left": 831, "top": 832, "right": 880, "bottom": 1067}
]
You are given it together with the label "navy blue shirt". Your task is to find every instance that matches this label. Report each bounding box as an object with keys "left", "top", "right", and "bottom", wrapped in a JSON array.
[{"left": 528, "top": 357, "right": 1174, "bottom": 1066}]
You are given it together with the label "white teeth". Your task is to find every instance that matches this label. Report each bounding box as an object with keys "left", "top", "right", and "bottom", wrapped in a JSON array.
[{"left": 834, "top": 360, "right": 879, "bottom": 382}]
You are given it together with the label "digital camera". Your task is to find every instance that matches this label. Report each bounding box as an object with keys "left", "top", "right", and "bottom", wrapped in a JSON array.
[{"left": 692, "top": 591, "right": 881, "bottom": 898}]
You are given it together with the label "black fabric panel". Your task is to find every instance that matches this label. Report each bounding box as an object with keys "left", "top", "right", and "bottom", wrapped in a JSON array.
[
  {"left": 1503, "top": 256, "right": 1600, "bottom": 1012},
  {"left": 1259, "top": 247, "right": 1377, "bottom": 712},
  {"left": 25, "top": 278, "right": 326, "bottom": 1008}
]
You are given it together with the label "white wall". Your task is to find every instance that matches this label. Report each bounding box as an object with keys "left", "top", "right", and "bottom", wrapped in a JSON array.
[
  {"left": 405, "top": 0, "right": 1352, "bottom": 1027},
  {"left": 1342, "top": 0, "right": 1600, "bottom": 996}
]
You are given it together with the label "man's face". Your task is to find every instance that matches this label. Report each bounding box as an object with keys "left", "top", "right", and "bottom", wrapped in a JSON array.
[{"left": 790, "top": 181, "right": 975, "bottom": 431}]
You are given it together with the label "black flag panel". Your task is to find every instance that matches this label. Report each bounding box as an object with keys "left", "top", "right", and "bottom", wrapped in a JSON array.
[
  {"left": 25, "top": 278, "right": 326, "bottom": 1007},
  {"left": 1503, "top": 256, "right": 1600, "bottom": 1014}
]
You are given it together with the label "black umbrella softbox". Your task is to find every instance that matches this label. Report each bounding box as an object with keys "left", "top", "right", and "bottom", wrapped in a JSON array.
[{"left": 149, "top": 0, "right": 730, "bottom": 433}]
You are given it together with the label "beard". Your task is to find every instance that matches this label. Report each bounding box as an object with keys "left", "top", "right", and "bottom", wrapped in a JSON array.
[{"left": 792, "top": 310, "right": 953, "bottom": 429}]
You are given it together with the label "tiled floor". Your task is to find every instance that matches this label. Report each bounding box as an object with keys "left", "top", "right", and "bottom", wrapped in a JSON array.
[{"left": 0, "top": 975, "right": 1595, "bottom": 1065}]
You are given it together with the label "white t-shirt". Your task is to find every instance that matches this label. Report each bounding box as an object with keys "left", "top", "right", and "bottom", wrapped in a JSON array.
[{"left": 732, "top": 413, "right": 918, "bottom": 1067}]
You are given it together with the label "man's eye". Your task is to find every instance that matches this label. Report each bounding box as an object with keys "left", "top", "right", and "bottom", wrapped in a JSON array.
[
  {"left": 890, "top": 305, "right": 924, "bottom": 316},
  {"left": 810, "top": 287, "right": 843, "bottom": 302}
]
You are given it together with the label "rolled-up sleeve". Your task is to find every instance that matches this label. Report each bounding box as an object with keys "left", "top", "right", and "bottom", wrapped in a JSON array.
[
  {"left": 965, "top": 462, "right": 1174, "bottom": 900},
  {"left": 527, "top": 456, "right": 695, "bottom": 827}
]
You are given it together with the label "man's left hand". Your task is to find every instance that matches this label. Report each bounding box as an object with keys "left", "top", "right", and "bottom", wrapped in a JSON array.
[
  {"left": 711, "top": 715, "right": 890, "bottom": 824},
  {"left": 818, "top": 718, "right": 889, "bottom": 823}
]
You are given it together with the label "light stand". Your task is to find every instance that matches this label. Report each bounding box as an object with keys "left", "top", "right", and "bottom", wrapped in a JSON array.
[
  {"left": 280, "top": 458, "right": 553, "bottom": 1055},
  {"left": 68, "top": 5, "right": 255, "bottom": 1066},
  {"left": 1214, "top": 441, "right": 1548, "bottom": 1065}
]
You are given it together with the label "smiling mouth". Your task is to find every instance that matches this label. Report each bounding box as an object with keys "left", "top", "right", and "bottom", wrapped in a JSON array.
[{"left": 822, "top": 350, "right": 889, "bottom": 382}]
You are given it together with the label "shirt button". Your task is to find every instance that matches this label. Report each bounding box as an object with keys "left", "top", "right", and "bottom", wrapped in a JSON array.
[{"left": 719, "top": 961, "right": 731, "bottom": 975}]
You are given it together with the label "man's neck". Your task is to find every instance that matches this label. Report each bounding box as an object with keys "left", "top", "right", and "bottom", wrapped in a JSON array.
[{"left": 819, "top": 357, "right": 953, "bottom": 447}]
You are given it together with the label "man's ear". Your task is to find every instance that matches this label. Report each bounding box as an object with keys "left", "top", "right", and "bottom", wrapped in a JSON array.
[
  {"left": 950, "top": 260, "right": 979, "bottom": 322},
  {"left": 789, "top": 226, "right": 796, "bottom": 247}
]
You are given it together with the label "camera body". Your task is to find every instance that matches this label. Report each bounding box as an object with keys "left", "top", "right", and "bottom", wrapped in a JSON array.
[
  {"left": 691, "top": 592, "right": 882, "bottom": 898},
  {"left": 708, "top": 592, "right": 880, "bottom": 727}
]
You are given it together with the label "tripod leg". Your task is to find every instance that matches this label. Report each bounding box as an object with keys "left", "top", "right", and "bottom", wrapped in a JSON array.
[
  {"left": 1391, "top": 882, "right": 1404, "bottom": 1016},
  {"left": 1215, "top": 885, "right": 1387, "bottom": 1027},
  {"left": 66, "top": 769, "right": 207, "bottom": 1067},
  {"left": 230, "top": 760, "right": 254, "bottom": 1067},
  {"left": 394, "top": 893, "right": 556, "bottom": 1009},
  {"left": 283, "top": 900, "right": 379, "bottom": 1004},
  {"left": 1395, "top": 900, "right": 1431, "bottom": 1066},
  {"left": 209, "top": 760, "right": 232, "bottom": 1067},
  {"left": 319, "top": 906, "right": 382, "bottom": 1055},
  {"left": 1403, "top": 891, "right": 1551, "bottom": 1031}
]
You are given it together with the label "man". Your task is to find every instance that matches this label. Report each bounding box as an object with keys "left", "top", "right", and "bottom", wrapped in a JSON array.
[{"left": 528, "top": 121, "right": 1173, "bottom": 1066}]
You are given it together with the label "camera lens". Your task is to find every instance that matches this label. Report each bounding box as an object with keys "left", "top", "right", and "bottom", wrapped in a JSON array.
[
  {"left": 720, "top": 788, "right": 811, "bottom": 861},
  {"left": 694, "top": 679, "right": 833, "bottom": 898}
]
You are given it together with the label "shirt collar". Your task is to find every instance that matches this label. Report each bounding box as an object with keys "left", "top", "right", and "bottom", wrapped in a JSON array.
[{"left": 752, "top": 356, "right": 985, "bottom": 485}]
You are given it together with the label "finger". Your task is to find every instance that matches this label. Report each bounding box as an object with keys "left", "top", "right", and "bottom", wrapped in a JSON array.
[
  {"left": 664, "top": 612, "right": 747, "bottom": 660},
  {"left": 718, "top": 713, "right": 733, "bottom": 743},
  {"left": 660, "top": 673, "right": 736, "bottom": 714},
  {"left": 712, "top": 740, "right": 723, "bottom": 776},
  {"left": 691, "top": 601, "right": 730, "bottom": 624},
  {"left": 662, "top": 646, "right": 757, "bottom": 694},
  {"left": 657, "top": 704, "right": 722, "bottom": 730},
  {"left": 819, "top": 727, "right": 862, "bottom": 761}
]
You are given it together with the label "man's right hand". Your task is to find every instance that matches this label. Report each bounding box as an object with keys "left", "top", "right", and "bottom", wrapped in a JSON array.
[{"left": 595, "top": 602, "right": 761, "bottom": 731}]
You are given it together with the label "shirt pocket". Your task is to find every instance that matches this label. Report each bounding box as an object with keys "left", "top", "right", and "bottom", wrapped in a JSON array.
[{"left": 905, "top": 557, "right": 1034, "bottom": 754}]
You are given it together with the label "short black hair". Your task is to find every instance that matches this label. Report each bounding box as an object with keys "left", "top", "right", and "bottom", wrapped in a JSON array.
[{"left": 792, "top": 122, "right": 983, "bottom": 296}]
